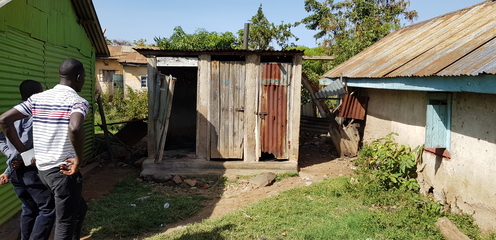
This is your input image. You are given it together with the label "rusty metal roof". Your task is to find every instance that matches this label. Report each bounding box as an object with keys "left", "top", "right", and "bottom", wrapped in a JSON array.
[
  {"left": 323, "top": 0, "right": 496, "bottom": 79},
  {"left": 98, "top": 46, "right": 152, "bottom": 64}
]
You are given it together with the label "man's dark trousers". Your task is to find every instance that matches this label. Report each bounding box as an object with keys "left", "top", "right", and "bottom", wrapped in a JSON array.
[
  {"left": 39, "top": 167, "right": 87, "bottom": 240},
  {"left": 11, "top": 166, "right": 55, "bottom": 240}
]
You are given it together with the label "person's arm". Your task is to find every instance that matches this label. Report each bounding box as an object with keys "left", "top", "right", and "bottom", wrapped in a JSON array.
[
  {"left": 0, "top": 133, "right": 12, "bottom": 184},
  {"left": 0, "top": 109, "right": 29, "bottom": 154},
  {"left": 60, "top": 112, "right": 85, "bottom": 175},
  {"left": 0, "top": 132, "right": 13, "bottom": 176}
]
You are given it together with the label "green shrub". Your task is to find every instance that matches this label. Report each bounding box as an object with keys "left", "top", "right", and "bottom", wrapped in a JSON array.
[
  {"left": 95, "top": 87, "right": 148, "bottom": 133},
  {"left": 354, "top": 133, "right": 423, "bottom": 191}
]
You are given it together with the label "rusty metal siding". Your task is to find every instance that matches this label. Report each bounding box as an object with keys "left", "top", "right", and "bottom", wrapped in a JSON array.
[
  {"left": 260, "top": 63, "right": 292, "bottom": 158},
  {"left": 323, "top": 1, "right": 496, "bottom": 79},
  {"left": 338, "top": 94, "right": 368, "bottom": 120}
]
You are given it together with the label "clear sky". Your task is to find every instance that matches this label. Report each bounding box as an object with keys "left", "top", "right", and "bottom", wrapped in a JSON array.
[{"left": 93, "top": 0, "right": 485, "bottom": 48}]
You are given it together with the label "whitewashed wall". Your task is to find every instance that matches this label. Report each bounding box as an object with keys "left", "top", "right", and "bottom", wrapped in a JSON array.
[{"left": 361, "top": 88, "right": 496, "bottom": 233}]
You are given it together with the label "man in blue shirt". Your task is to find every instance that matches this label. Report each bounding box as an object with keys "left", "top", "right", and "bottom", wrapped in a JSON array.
[{"left": 0, "top": 80, "right": 55, "bottom": 240}]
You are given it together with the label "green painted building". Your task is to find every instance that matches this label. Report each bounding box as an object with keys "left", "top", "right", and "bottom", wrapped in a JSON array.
[{"left": 0, "top": 0, "right": 108, "bottom": 225}]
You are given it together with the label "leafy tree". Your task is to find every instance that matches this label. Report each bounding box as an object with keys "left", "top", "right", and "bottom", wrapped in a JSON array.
[
  {"left": 154, "top": 26, "right": 237, "bottom": 50},
  {"left": 301, "top": 0, "right": 417, "bottom": 66},
  {"left": 238, "top": 4, "right": 299, "bottom": 50}
]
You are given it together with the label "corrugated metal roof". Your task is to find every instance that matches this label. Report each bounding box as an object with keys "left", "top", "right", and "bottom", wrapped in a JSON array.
[
  {"left": 99, "top": 46, "right": 150, "bottom": 64},
  {"left": 135, "top": 48, "right": 304, "bottom": 57},
  {"left": 71, "top": 0, "right": 109, "bottom": 57},
  {"left": 311, "top": 79, "right": 346, "bottom": 99},
  {"left": 323, "top": 0, "right": 496, "bottom": 79}
]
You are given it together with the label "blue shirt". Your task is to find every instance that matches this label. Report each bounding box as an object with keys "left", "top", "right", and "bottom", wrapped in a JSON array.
[{"left": 0, "top": 117, "right": 34, "bottom": 176}]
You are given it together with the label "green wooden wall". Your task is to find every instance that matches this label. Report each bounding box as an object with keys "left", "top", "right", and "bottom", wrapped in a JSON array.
[{"left": 0, "top": 0, "right": 97, "bottom": 225}]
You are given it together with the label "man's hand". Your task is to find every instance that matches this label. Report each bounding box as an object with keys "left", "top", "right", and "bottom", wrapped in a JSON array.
[
  {"left": 0, "top": 173, "right": 10, "bottom": 185},
  {"left": 59, "top": 158, "right": 80, "bottom": 176},
  {"left": 11, "top": 159, "right": 24, "bottom": 170}
]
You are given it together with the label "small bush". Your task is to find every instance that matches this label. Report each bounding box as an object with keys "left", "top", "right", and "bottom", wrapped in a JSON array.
[
  {"left": 353, "top": 132, "right": 422, "bottom": 192},
  {"left": 95, "top": 87, "right": 148, "bottom": 133}
]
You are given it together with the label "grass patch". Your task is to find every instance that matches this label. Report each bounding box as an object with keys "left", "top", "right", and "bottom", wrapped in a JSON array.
[
  {"left": 275, "top": 172, "right": 299, "bottom": 182},
  {"left": 82, "top": 174, "right": 206, "bottom": 239},
  {"left": 145, "top": 177, "right": 494, "bottom": 240}
]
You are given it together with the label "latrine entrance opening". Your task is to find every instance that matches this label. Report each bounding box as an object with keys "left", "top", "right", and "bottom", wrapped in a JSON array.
[{"left": 158, "top": 67, "right": 197, "bottom": 151}]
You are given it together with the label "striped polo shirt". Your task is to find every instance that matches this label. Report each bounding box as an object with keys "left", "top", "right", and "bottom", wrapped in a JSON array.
[{"left": 14, "top": 84, "right": 89, "bottom": 171}]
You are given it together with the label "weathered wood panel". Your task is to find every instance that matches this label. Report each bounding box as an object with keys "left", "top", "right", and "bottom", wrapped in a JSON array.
[
  {"left": 210, "top": 61, "right": 245, "bottom": 159},
  {"left": 210, "top": 61, "right": 221, "bottom": 158},
  {"left": 196, "top": 54, "right": 211, "bottom": 159},
  {"left": 244, "top": 55, "right": 261, "bottom": 162},
  {"left": 147, "top": 57, "right": 158, "bottom": 158},
  {"left": 155, "top": 75, "right": 176, "bottom": 163},
  {"left": 289, "top": 56, "right": 302, "bottom": 162}
]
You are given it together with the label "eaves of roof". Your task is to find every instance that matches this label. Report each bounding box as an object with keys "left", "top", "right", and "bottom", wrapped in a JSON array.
[{"left": 71, "top": 0, "right": 109, "bottom": 57}]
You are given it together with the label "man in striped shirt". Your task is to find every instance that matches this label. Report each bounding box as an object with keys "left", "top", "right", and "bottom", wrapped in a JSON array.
[{"left": 0, "top": 58, "right": 89, "bottom": 240}]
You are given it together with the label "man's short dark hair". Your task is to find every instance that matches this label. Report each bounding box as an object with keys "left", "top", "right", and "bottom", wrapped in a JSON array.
[
  {"left": 19, "top": 80, "right": 43, "bottom": 101},
  {"left": 59, "top": 58, "right": 84, "bottom": 77}
]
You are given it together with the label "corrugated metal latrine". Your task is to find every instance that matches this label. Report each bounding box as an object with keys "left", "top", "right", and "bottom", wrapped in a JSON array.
[
  {"left": 260, "top": 63, "right": 292, "bottom": 158},
  {"left": 0, "top": 0, "right": 98, "bottom": 225}
]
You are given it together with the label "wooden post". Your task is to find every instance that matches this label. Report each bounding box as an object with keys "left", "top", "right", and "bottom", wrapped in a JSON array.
[
  {"left": 288, "top": 54, "right": 303, "bottom": 162},
  {"left": 301, "top": 74, "right": 331, "bottom": 118},
  {"left": 435, "top": 217, "right": 471, "bottom": 240},
  {"left": 196, "top": 54, "right": 211, "bottom": 160},
  {"left": 147, "top": 57, "right": 158, "bottom": 159},
  {"left": 96, "top": 93, "right": 114, "bottom": 163},
  {"left": 244, "top": 54, "right": 260, "bottom": 162}
]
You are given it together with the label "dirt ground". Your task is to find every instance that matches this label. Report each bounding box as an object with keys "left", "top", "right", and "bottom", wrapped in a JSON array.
[{"left": 81, "top": 133, "right": 356, "bottom": 239}]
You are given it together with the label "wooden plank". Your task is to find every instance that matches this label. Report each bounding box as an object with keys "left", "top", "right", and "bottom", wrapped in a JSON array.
[
  {"left": 210, "top": 61, "right": 221, "bottom": 158},
  {"left": 288, "top": 55, "right": 302, "bottom": 162},
  {"left": 301, "top": 74, "right": 330, "bottom": 118},
  {"left": 435, "top": 217, "right": 471, "bottom": 240},
  {"left": 244, "top": 55, "right": 260, "bottom": 162},
  {"left": 219, "top": 61, "right": 230, "bottom": 158},
  {"left": 234, "top": 62, "right": 246, "bottom": 158},
  {"left": 302, "top": 56, "right": 335, "bottom": 61},
  {"left": 155, "top": 75, "right": 176, "bottom": 163},
  {"left": 146, "top": 57, "right": 157, "bottom": 158},
  {"left": 96, "top": 94, "right": 114, "bottom": 163},
  {"left": 228, "top": 62, "right": 236, "bottom": 158},
  {"left": 196, "top": 54, "right": 211, "bottom": 159}
]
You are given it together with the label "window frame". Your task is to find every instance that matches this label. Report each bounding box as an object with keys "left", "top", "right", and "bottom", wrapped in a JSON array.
[{"left": 425, "top": 93, "right": 451, "bottom": 150}]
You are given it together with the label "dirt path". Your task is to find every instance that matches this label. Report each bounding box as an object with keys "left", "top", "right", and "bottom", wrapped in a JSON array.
[{"left": 81, "top": 134, "right": 356, "bottom": 239}]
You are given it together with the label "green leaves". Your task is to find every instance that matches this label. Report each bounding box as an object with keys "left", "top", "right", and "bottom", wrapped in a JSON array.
[
  {"left": 238, "top": 4, "right": 299, "bottom": 50},
  {"left": 354, "top": 133, "right": 423, "bottom": 191},
  {"left": 154, "top": 26, "right": 237, "bottom": 50},
  {"left": 301, "top": 0, "right": 418, "bottom": 66}
]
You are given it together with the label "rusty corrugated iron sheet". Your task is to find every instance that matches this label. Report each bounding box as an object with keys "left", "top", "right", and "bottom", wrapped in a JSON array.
[
  {"left": 99, "top": 46, "right": 150, "bottom": 64},
  {"left": 338, "top": 94, "right": 368, "bottom": 120},
  {"left": 323, "top": 1, "right": 496, "bottom": 79},
  {"left": 260, "top": 63, "right": 290, "bottom": 158},
  {"left": 261, "top": 85, "right": 287, "bottom": 158}
]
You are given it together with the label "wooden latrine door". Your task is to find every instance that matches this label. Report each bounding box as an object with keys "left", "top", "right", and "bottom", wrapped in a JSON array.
[
  {"left": 259, "top": 62, "right": 292, "bottom": 159},
  {"left": 210, "top": 61, "right": 246, "bottom": 159}
]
